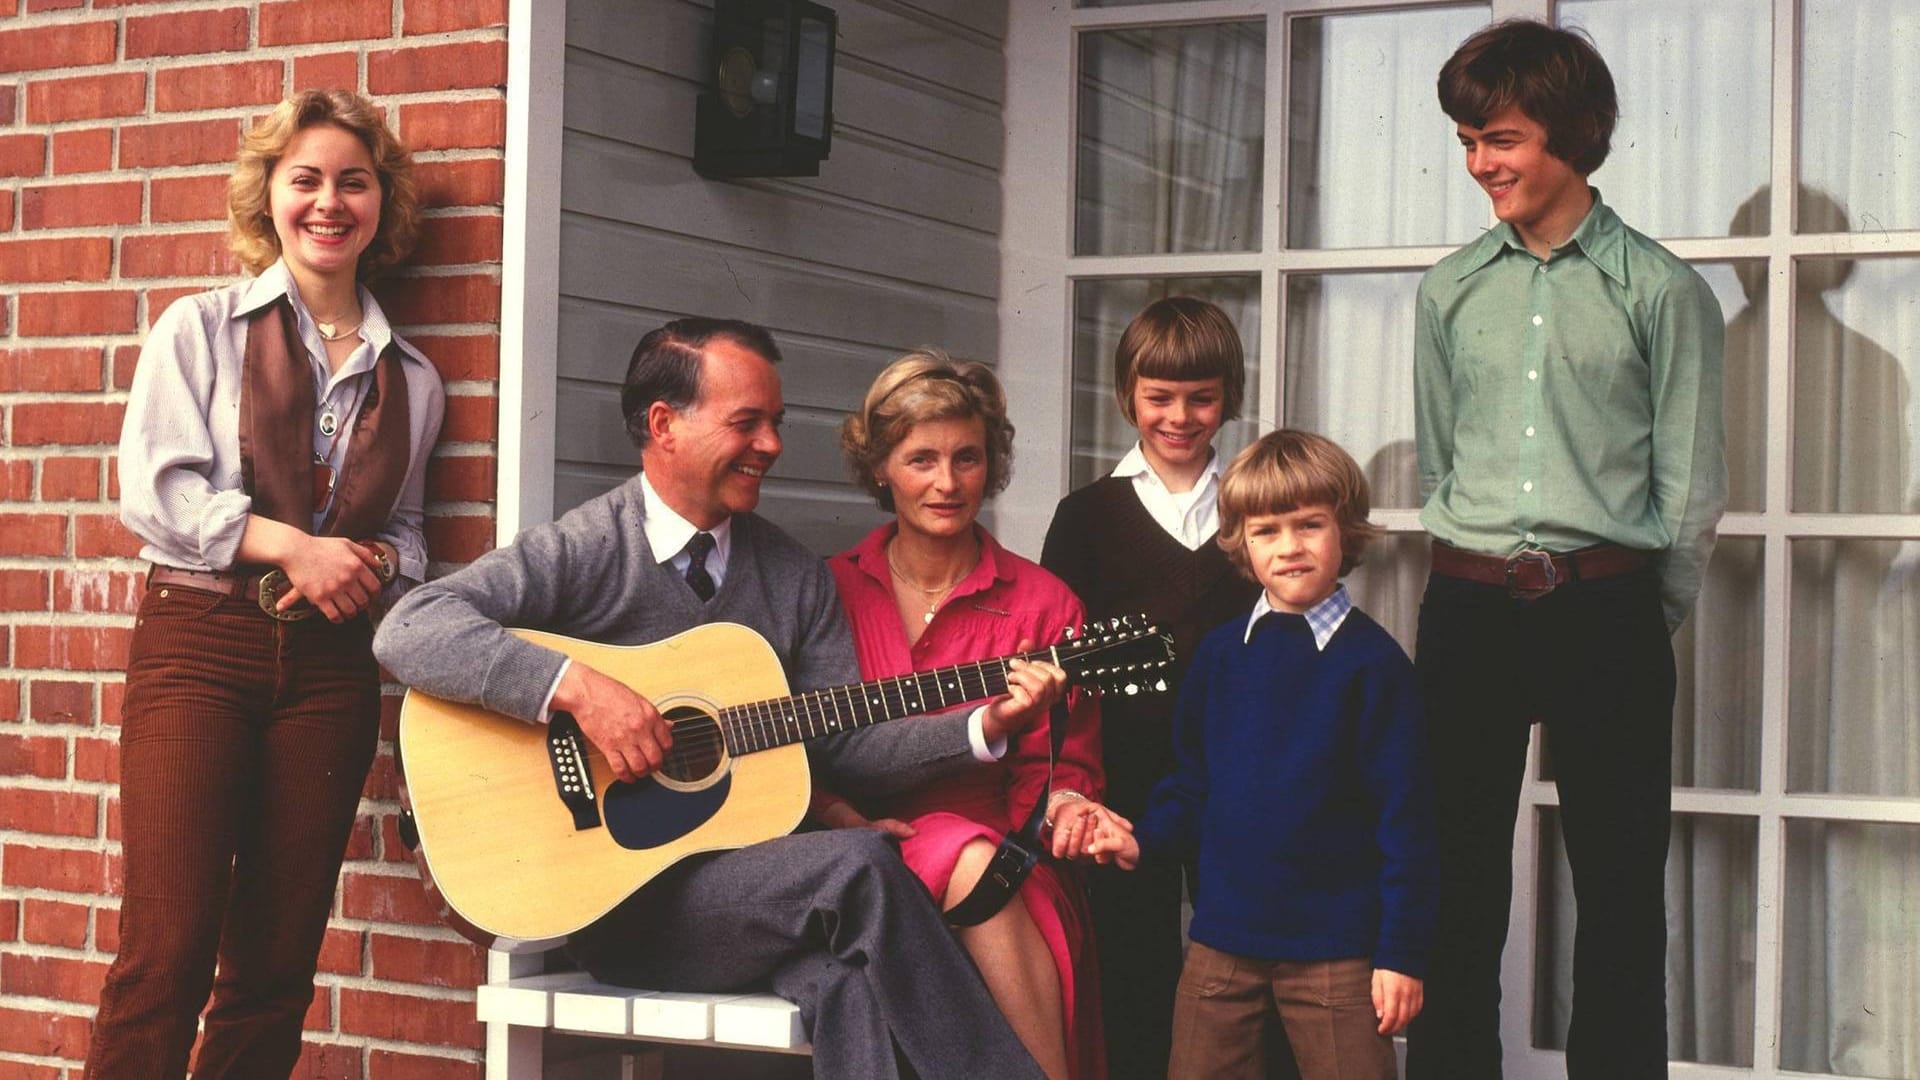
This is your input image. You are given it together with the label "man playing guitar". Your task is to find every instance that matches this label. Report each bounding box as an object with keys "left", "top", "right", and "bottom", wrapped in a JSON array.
[{"left": 374, "top": 317, "right": 1063, "bottom": 1080}]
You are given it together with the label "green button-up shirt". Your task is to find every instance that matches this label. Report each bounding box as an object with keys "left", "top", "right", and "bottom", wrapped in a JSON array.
[{"left": 1414, "top": 192, "right": 1727, "bottom": 630}]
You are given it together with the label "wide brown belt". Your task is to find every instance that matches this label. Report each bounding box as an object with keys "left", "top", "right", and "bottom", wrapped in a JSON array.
[
  {"left": 1429, "top": 540, "right": 1649, "bottom": 599},
  {"left": 147, "top": 564, "right": 312, "bottom": 620}
]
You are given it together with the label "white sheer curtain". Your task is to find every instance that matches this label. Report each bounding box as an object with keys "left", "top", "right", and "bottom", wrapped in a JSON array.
[{"left": 1066, "top": 1, "right": 1919, "bottom": 1073}]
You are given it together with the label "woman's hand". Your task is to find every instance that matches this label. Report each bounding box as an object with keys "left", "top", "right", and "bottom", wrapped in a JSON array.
[
  {"left": 1082, "top": 805, "right": 1140, "bottom": 869},
  {"left": 237, "top": 515, "right": 383, "bottom": 622},
  {"left": 816, "top": 801, "right": 917, "bottom": 840},
  {"left": 279, "top": 534, "right": 384, "bottom": 622},
  {"left": 980, "top": 638, "right": 1069, "bottom": 743}
]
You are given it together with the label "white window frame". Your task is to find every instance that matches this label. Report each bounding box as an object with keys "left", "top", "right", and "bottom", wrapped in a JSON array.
[{"left": 997, "top": 1, "right": 1920, "bottom": 1077}]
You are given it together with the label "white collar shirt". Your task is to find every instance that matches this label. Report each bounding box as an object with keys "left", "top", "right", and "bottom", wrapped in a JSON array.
[
  {"left": 640, "top": 472, "right": 733, "bottom": 590},
  {"left": 1243, "top": 584, "right": 1353, "bottom": 652},
  {"left": 1111, "top": 442, "right": 1221, "bottom": 551}
]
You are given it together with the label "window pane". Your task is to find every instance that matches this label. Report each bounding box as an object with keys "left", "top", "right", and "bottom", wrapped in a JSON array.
[
  {"left": 1344, "top": 531, "right": 1428, "bottom": 655},
  {"left": 1069, "top": 277, "right": 1261, "bottom": 489},
  {"left": 1282, "top": 272, "right": 1421, "bottom": 509},
  {"left": 1558, "top": 0, "right": 1771, "bottom": 239},
  {"left": 1782, "top": 820, "right": 1920, "bottom": 1077},
  {"left": 1791, "top": 256, "right": 1920, "bottom": 514},
  {"left": 1800, "top": 0, "right": 1920, "bottom": 234},
  {"left": 1672, "top": 537, "right": 1762, "bottom": 791},
  {"left": 1077, "top": 22, "right": 1264, "bottom": 255},
  {"left": 1534, "top": 809, "right": 1757, "bottom": 1065},
  {"left": 1709, "top": 260, "right": 1767, "bottom": 512},
  {"left": 1286, "top": 5, "right": 1488, "bottom": 249},
  {"left": 1788, "top": 539, "right": 1920, "bottom": 797}
]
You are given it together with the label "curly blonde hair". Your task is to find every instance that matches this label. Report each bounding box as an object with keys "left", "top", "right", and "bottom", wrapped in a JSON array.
[
  {"left": 840, "top": 348, "right": 1015, "bottom": 513},
  {"left": 1217, "top": 429, "right": 1382, "bottom": 578},
  {"left": 227, "top": 90, "right": 419, "bottom": 279}
]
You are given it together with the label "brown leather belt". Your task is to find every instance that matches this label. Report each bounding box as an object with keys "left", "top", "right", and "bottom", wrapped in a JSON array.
[
  {"left": 1429, "top": 541, "right": 1649, "bottom": 599},
  {"left": 148, "top": 564, "right": 311, "bottom": 620}
]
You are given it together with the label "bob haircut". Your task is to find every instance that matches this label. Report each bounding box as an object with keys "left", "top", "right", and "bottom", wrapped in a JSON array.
[
  {"left": 1217, "top": 429, "right": 1382, "bottom": 578},
  {"left": 1438, "top": 19, "right": 1618, "bottom": 177},
  {"left": 228, "top": 90, "right": 420, "bottom": 279},
  {"left": 1112, "top": 296, "right": 1246, "bottom": 424},
  {"left": 840, "top": 348, "right": 1015, "bottom": 513}
]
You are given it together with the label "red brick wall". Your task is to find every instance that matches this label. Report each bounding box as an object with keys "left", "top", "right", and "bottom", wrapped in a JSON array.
[{"left": 0, "top": 2, "right": 506, "bottom": 1077}]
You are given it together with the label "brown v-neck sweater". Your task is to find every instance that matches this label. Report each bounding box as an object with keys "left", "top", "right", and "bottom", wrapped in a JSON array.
[{"left": 1040, "top": 476, "right": 1258, "bottom": 813}]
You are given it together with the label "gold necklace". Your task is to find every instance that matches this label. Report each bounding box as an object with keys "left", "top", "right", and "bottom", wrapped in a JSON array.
[
  {"left": 886, "top": 543, "right": 974, "bottom": 625},
  {"left": 314, "top": 312, "right": 364, "bottom": 341}
]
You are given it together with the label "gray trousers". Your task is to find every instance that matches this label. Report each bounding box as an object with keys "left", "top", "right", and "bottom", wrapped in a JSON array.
[{"left": 570, "top": 828, "right": 1046, "bottom": 1080}]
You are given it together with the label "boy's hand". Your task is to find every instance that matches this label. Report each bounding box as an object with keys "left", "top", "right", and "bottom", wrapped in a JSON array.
[
  {"left": 1083, "top": 807, "right": 1140, "bottom": 869},
  {"left": 1372, "top": 969, "right": 1423, "bottom": 1035}
]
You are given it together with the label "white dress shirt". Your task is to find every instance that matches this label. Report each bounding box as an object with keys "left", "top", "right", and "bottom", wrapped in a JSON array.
[{"left": 116, "top": 260, "right": 445, "bottom": 581}]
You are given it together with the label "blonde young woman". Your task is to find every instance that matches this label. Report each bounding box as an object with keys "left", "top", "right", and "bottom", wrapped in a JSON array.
[
  {"left": 89, "top": 91, "right": 444, "bottom": 1078},
  {"left": 820, "top": 351, "right": 1114, "bottom": 1080}
]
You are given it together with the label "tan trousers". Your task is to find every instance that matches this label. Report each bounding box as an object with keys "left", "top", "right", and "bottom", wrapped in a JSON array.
[{"left": 1168, "top": 943, "right": 1397, "bottom": 1080}]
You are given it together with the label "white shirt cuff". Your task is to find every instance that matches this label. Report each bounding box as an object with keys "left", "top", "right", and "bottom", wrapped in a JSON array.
[
  {"left": 537, "top": 658, "right": 571, "bottom": 724},
  {"left": 967, "top": 705, "right": 1006, "bottom": 762}
]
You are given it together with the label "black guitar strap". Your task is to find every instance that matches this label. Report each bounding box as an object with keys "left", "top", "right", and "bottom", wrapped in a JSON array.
[{"left": 943, "top": 696, "right": 1071, "bottom": 928}]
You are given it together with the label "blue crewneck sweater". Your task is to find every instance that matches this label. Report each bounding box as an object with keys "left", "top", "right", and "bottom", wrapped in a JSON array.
[{"left": 1134, "top": 604, "right": 1437, "bottom": 976}]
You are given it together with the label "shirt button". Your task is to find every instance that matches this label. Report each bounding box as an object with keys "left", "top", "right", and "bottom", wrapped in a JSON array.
[
  {"left": 1525, "top": 426, "right": 1536, "bottom": 437},
  {"left": 1526, "top": 531, "right": 1537, "bottom": 542},
  {"left": 1538, "top": 264, "right": 1548, "bottom": 273},
  {"left": 1528, "top": 369, "right": 1539, "bottom": 381},
  {"left": 1523, "top": 481, "right": 1534, "bottom": 493},
  {"left": 1532, "top": 314, "right": 1544, "bottom": 326}
]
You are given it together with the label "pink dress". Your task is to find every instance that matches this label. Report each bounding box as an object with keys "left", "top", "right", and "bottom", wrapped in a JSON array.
[{"left": 825, "top": 523, "right": 1107, "bottom": 1080}]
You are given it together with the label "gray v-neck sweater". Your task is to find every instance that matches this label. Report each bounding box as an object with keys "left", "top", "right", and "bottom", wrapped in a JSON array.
[{"left": 374, "top": 473, "right": 977, "bottom": 795}]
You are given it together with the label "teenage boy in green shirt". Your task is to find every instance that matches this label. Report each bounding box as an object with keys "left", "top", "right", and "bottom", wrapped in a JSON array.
[{"left": 1405, "top": 20, "right": 1725, "bottom": 1080}]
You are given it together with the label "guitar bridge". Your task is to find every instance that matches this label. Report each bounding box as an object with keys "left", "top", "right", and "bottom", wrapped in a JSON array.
[{"left": 547, "top": 712, "right": 603, "bottom": 831}]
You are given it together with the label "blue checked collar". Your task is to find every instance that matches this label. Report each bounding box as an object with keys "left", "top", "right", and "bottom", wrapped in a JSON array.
[{"left": 1244, "top": 584, "right": 1352, "bottom": 651}]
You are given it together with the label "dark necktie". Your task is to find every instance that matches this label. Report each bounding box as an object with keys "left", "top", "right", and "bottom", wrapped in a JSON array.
[{"left": 684, "top": 531, "right": 716, "bottom": 602}]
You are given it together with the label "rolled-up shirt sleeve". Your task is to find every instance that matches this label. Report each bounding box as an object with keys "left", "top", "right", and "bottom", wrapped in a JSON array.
[{"left": 118, "top": 297, "right": 253, "bottom": 570}]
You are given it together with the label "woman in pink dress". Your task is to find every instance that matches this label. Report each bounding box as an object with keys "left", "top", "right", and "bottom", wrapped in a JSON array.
[{"left": 819, "top": 349, "right": 1114, "bottom": 1080}]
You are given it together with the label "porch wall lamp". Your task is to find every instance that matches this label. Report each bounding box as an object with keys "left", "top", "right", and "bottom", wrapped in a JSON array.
[{"left": 693, "top": 0, "right": 838, "bottom": 179}]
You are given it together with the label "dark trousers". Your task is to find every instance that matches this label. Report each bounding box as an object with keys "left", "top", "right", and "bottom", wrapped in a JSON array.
[
  {"left": 87, "top": 586, "right": 381, "bottom": 1080},
  {"left": 1404, "top": 568, "right": 1674, "bottom": 1080},
  {"left": 570, "top": 828, "right": 1047, "bottom": 1080}
]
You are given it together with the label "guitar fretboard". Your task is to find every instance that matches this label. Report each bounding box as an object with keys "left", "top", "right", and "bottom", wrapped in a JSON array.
[{"left": 717, "top": 652, "right": 1044, "bottom": 755}]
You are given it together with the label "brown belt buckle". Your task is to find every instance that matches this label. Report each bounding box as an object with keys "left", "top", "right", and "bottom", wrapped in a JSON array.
[
  {"left": 257, "top": 569, "right": 315, "bottom": 621},
  {"left": 1505, "top": 549, "right": 1559, "bottom": 600}
]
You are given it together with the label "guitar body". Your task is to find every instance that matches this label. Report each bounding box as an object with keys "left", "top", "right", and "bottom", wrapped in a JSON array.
[{"left": 398, "top": 623, "right": 809, "bottom": 942}]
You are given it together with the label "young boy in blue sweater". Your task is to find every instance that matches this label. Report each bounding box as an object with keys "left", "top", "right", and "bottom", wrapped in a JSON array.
[{"left": 1088, "top": 429, "right": 1438, "bottom": 1080}]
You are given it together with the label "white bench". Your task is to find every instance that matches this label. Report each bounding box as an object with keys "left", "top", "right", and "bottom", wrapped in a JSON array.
[{"left": 480, "top": 948, "right": 810, "bottom": 1079}]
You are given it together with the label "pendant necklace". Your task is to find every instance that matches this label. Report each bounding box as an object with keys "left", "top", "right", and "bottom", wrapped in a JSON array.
[{"left": 886, "top": 543, "right": 974, "bottom": 625}]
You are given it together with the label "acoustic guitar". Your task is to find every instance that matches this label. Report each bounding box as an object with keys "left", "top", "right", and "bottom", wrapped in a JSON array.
[{"left": 397, "top": 619, "right": 1173, "bottom": 944}]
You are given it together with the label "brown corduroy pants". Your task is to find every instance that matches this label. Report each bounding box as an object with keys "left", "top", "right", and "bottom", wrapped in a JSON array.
[
  {"left": 86, "top": 584, "right": 381, "bottom": 1080},
  {"left": 1169, "top": 943, "right": 1399, "bottom": 1080}
]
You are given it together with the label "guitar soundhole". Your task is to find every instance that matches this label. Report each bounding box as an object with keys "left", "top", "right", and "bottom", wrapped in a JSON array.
[{"left": 661, "top": 707, "right": 726, "bottom": 784}]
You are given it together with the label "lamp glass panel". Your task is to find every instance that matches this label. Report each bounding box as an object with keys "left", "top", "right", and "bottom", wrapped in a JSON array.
[{"left": 795, "top": 17, "right": 831, "bottom": 140}]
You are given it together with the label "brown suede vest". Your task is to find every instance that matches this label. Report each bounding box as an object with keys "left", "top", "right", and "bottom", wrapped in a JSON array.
[{"left": 238, "top": 298, "right": 411, "bottom": 540}]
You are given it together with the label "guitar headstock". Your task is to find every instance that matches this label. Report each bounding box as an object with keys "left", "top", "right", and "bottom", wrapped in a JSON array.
[{"left": 1056, "top": 615, "right": 1174, "bottom": 696}]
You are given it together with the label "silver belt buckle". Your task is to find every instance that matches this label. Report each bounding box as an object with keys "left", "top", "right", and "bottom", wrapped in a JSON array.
[{"left": 1505, "top": 548, "right": 1559, "bottom": 599}]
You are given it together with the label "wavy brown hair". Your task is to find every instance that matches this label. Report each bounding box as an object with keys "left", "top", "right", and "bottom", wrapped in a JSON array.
[
  {"left": 228, "top": 90, "right": 419, "bottom": 279},
  {"left": 1217, "top": 429, "right": 1381, "bottom": 579},
  {"left": 840, "top": 348, "right": 1015, "bottom": 513}
]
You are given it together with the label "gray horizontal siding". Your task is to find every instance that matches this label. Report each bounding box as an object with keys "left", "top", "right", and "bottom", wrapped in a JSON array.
[{"left": 554, "top": 0, "right": 1006, "bottom": 556}]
